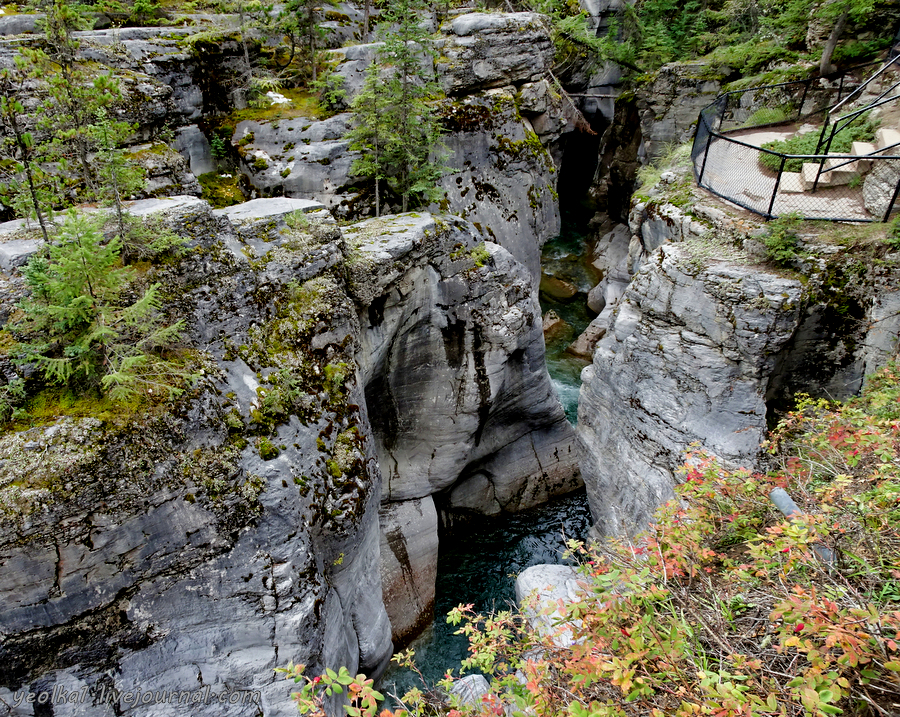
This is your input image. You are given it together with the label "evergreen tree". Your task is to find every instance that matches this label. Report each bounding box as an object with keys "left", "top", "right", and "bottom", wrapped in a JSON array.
[
  {"left": 92, "top": 108, "right": 146, "bottom": 238},
  {"left": 25, "top": 0, "right": 100, "bottom": 192},
  {"left": 14, "top": 212, "right": 186, "bottom": 401},
  {"left": 347, "top": 0, "right": 445, "bottom": 214},
  {"left": 0, "top": 60, "right": 57, "bottom": 241},
  {"left": 274, "top": 0, "right": 334, "bottom": 85},
  {"left": 17, "top": 0, "right": 137, "bottom": 204},
  {"left": 347, "top": 63, "right": 396, "bottom": 217}
]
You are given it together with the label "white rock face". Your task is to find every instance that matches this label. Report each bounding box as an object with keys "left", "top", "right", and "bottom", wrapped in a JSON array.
[
  {"left": 861, "top": 289, "right": 900, "bottom": 379},
  {"left": 0, "top": 206, "right": 581, "bottom": 687},
  {"left": 379, "top": 497, "right": 439, "bottom": 643},
  {"left": 437, "top": 13, "right": 554, "bottom": 95},
  {"left": 438, "top": 94, "right": 562, "bottom": 280},
  {"left": 577, "top": 243, "right": 803, "bottom": 535},
  {"left": 515, "top": 564, "right": 583, "bottom": 647},
  {"left": 348, "top": 214, "right": 581, "bottom": 512}
]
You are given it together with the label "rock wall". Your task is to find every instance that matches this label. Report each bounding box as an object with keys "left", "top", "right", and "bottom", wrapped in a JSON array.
[
  {"left": 577, "top": 241, "right": 803, "bottom": 534},
  {"left": 577, "top": 193, "right": 900, "bottom": 536},
  {"left": 0, "top": 198, "right": 581, "bottom": 709},
  {"left": 0, "top": 196, "right": 391, "bottom": 716},
  {"left": 635, "top": 63, "right": 724, "bottom": 161},
  {"left": 344, "top": 212, "right": 581, "bottom": 644},
  {"left": 233, "top": 13, "right": 565, "bottom": 277},
  {"left": 438, "top": 94, "right": 562, "bottom": 278}
]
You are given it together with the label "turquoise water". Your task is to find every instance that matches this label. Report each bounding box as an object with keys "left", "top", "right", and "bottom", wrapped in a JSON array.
[
  {"left": 377, "top": 218, "right": 598, "bottom": 704},
  {"left": 378, "top": 490, "right": 592, "bottom": 704},
  {"left": 540, "top": 221, "right": 598, "bottom": 424}
]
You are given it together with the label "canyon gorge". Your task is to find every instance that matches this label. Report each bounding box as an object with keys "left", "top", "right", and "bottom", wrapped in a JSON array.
[{"left": 1, "top": 1, "right": 899, "bottom": 715}]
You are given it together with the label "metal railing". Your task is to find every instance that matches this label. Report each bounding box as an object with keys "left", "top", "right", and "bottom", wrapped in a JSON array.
[{"left": 692, "top": 60, "right": 900, "bottom": 222}]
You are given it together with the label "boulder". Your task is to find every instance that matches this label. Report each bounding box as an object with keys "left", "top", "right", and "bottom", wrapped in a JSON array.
[
  {"left": 0, "top": 237, "right": 42, "bottom": 274},
  {"left": 863, "top": 159, "right": 900, "bottom": 220},
  {"left": 0, "top": 13, "right": 41, "bottom": 35},
  {"left": 566, "top": 315, "right": 608, "bottom": 360},
  {"left": 515, "top": 564, "right": 583, "bottom": 647},
  {"left": 542, "top": 309, "right": 568, "bottom": 340},
  {"left": 450, "top": 674, "right": 491, "bottom": 705},
  {"left": 540, "top": 275, "right": 578, "bottom": 300},
  {"left": 437, "top": 13, "right": 554, "bottom": 96},
  {"left": 586, "top": 283, "right": 605, "bottom": 315}
]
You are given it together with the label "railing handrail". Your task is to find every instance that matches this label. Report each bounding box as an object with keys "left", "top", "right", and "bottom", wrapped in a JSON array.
[{"left": 691, "top": 60, "right": 900, "bottom": 223}]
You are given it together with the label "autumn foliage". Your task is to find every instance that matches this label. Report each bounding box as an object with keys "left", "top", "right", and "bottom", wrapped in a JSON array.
[{"left": 283, "top": 363, "right": 900, "bottom": 717}]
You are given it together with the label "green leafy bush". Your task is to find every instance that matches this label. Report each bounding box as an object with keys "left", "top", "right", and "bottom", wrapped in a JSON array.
[
  {"left": 887, "top": 218, "right": 900, "bottom": 251},
  {"left": 759, "top": 115, "right": 878, "bottom": 173},
  {"left": 764, "top": 212, "right": 803, "bottom": 266},
  {"left": 285, "top": 362, "right": 900, "bottom": 717}
]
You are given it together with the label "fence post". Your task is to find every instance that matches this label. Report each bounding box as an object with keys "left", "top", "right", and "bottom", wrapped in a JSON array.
[
  {"left": 698, "top": 124, "right": 713, "bottom": 186},
  {"left": 813, "top": 126, "right": 839, "bottom": 193},
  {"left": 882, "top": 173, "right": 900, "bottom": 222},
  {"left": 814, "top": 116, "right": 830, "bottom": 155},
  {"left": 767, "top": 156, "right": 787, "bottom": 219}
]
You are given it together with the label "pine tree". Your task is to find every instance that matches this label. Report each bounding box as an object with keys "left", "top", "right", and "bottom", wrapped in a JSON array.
[
  {"left": 16, "top": 0, "right": 138, "bottom": 206},
  {"left": 274, "top": 0, "right": 335, "bottom": 85},
  {"left": 14, "top": 212, "right": 187, "bottom": 401},
  {"left": 347, "top": 63, "right": 396, "bottom": 217},
  {"left": 25, "top": 0, "right": 101, "bottom": 193},
  {"left": 0, "top": 60, "right": 56, "bottom": 242},
  {"left": 347, "top": 0, "right": 446, "bottom": 213},
  {"left": 92, "top": 108, "right": 146, "bottom": 238}
]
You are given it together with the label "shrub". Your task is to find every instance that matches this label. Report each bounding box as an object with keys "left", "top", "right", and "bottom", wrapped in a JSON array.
[
  {"left": 764, "top": 212, "right": 803, "bottom": 266},
  {"left": 209, "top": 133, "right": 229, "bottom": 159},
  {"left": 12, "top": 211, "right": 188, "bottom": 401},
  {"left": 759, "top": 115, "right": 878, "bottom": 174},
  {"left": 283, "top": 361, "right": 900, "bottom": 717},
  {"left": 887, "top": 218, "right": 900, "bottom": 251}
]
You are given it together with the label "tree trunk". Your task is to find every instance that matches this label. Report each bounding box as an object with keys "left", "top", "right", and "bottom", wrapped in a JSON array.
[
  {"left": 6, "top": 109, "right": 50, "bottom": 243},
  {"left": 363, "top": 0, "right": 370, "bottom": 38},
  {"left": 820, "top": 8, "right": 849, "bottom": 77}
]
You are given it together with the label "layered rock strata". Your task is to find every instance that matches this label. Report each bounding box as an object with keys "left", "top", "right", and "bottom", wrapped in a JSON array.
[
  {"left": 343, "top": 212, "right": 581, "bottom": 643},
  {"left": 578, "top": 191, "right": 900, "bottom": 537},
  {"left": 0, "top": 198, "right": 580, "bottom": 711},
  {"left": 577, "top": 242, "right": 803, "bottom": 535},
  {"left": 0, "top": 196, "right": 390, "bottom": 717}
]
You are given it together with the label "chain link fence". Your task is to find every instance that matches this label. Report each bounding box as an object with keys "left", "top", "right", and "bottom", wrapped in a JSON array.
[{"left": 692, "top": 62, "right": 900, "bottom": 222}]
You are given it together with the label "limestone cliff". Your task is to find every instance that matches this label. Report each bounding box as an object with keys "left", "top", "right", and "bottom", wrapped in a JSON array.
[
  {"left": 577, "top": 241, "right": 803, "bottom": 534},
  {"left": 577, "top": 185, "right": 900, "bottom": 536},
  {"left": 0, "top": 198, "right": 578, "bottom": 712}
]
